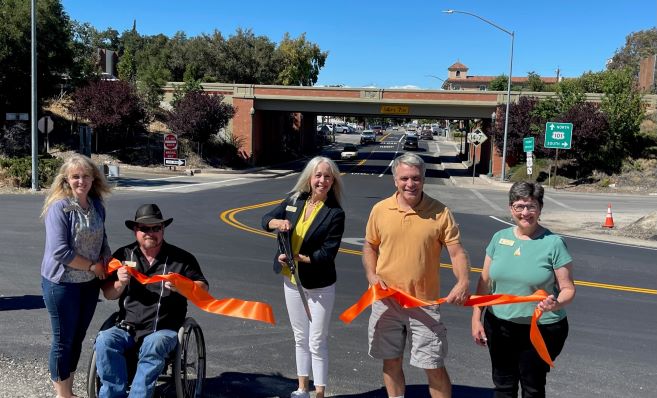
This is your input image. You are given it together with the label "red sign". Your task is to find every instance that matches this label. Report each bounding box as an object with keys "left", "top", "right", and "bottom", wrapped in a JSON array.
[
  {"left": 163, "top": 133, "right": 178, "bottom": 150},
  {"left": 164, "top": 149, "right": 178, "bottom": 159}
]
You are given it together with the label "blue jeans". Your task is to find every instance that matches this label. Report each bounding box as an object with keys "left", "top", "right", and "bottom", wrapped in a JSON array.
[
  {"left": 95, "top": 326, "right": 178, "bottom": 398},
  {"left": 41, "top": 277, "right": 100, "bottom": 381}
]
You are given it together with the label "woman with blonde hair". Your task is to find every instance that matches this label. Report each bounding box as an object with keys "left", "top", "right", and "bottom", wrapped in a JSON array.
[
  {"left": 41, "top": 154, "right": 112, "bottom": 398},
  {"left": 262, "top": 156, "right": 345, "bottom": 398}
]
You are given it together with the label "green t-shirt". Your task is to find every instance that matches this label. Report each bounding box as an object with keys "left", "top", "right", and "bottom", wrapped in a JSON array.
[{"left": 486, "top": 227, "right": 572, "bottom": 325}]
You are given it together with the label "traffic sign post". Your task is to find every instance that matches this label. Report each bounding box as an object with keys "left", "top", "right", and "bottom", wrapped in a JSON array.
[
  {"left": 164, "top": 158, "right": 186, "bottom": 167},
  {"left": 467, "top": 128, "right": 488, "bottom": 184},
  {"left": 163, "top": 133, "right": 178, "bottom": 163},
  {"left": 544, "top": 122, "right": 573, "bottom": 149},
  {"left": 38, "top": 116, "right": 54, "bottom": 152},
  {"left": 523, "top": 137, "right": 535, "bottom": 152},
  {"left": 526, "top": 151, "right": 533, "bottom": 175},
  {"left": 544, "top": 122, "right": 574, "bottom": 187}
]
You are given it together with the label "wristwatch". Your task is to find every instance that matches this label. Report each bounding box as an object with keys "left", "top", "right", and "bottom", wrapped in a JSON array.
[{"left": 88, "top": 262, "right": 96, "bottom": 272}]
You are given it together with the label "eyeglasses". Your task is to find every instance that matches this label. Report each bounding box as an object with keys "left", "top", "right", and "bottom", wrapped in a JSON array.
[
  {"left": 136, "top": 225, "right": 163, "bottom": 233},
  {"left": 511, "top": 204, "right": 539, "bottom": 213}
]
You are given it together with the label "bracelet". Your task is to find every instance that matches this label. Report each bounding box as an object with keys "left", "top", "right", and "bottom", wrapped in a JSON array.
[{"left": 88, "top": 262, "right": 95, "bottom": 271}]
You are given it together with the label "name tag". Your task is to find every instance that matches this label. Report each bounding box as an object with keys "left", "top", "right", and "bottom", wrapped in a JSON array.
[
  {"left": 499, "top": 238, "right": 515, "bottom": 246},
  {"left": 286, "top": 205, "right": 297, "bottom": 212},
  {"left": 124, "top": 261, "right": 137, "bottom": 268}
]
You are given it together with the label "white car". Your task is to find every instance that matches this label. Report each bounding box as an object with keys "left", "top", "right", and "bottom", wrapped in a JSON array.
[{"left": 340, "top": 144, "right": 358, "bottom": 160}]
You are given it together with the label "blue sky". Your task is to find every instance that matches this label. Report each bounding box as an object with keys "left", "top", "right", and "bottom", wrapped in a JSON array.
[{"left": 62, "top": 0, "right": 656, "bottom": 89}]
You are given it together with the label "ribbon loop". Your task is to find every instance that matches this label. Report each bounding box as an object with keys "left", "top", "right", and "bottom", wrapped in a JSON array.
[
  {"left": 108, "top": 259, "right": 275, "bottom": 325},
  {"left": 340, "top": 285, "right": 553, "bottom": 367}
]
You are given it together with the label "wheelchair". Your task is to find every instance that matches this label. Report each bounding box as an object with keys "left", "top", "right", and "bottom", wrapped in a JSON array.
[{"left": 86, "top": 312, "right": 206, "bottom": 398}]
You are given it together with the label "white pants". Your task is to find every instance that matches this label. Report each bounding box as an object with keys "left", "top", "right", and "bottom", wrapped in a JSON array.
[{"left": 283, "top": 278, "right": 335, "bottom": 387}]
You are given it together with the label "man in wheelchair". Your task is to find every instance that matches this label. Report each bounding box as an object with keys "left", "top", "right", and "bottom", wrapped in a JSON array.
[{"left": 95, "top": 204, "right": 209, "bottom": 398}]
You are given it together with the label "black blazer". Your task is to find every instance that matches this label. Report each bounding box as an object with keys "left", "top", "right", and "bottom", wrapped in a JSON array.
[{"left": 261, "top": 192, "right": 345, "bottom": 289}]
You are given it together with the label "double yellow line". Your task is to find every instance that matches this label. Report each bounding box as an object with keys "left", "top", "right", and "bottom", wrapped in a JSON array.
[{"left": 220, "top": 202, "right": 656, "bottom": 296}]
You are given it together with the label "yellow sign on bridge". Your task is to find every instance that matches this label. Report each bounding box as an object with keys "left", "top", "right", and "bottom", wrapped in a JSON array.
[{"left": 380, "top": 105, "right": 409, "bottom": 115}]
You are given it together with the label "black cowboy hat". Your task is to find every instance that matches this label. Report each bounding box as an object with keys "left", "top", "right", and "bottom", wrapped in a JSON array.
[{"left": 125, "top": 204, "right": 173, "bottom": 230}]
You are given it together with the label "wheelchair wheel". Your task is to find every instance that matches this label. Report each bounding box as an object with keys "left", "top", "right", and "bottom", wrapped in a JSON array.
[
  {"left": 174, "top": 317, "right": 206, "bottom": 398},
  {"left": 87, "top": 312, "right": 119, "bottom": 398},
  {"left": 87, "top": 349, "right": 100, "bottom": 398}
]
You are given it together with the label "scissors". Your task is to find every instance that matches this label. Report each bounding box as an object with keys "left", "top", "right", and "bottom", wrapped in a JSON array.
[{"left": 277, "top": 231, "right": 312, "bottom": 322}]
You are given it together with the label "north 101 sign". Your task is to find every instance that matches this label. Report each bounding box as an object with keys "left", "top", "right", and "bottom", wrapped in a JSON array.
[{"left": 544, "top": 122, "right": 573, "bottom": 149}]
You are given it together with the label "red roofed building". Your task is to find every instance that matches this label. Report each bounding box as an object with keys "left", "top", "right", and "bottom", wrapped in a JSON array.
[{"left": 443, "top": 61, "right": 559, "bottom": 90}]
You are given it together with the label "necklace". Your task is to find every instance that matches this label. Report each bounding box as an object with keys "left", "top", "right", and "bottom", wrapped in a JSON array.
[{"left": 307, "top": 197, "right": 323, "bottom": 206}]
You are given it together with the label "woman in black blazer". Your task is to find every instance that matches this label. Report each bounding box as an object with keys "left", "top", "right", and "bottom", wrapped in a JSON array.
[{"left": 262, "top": 156, "right": 345, "bottom": 398}]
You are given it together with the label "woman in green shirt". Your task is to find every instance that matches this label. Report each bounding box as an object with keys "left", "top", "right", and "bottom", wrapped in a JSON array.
[{"left": 472, "top": 181, "right": 576, "bottom": 398}]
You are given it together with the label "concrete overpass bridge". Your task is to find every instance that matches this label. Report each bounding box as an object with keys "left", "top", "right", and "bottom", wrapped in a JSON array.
[{"left": 163, "top": 83, "right": 657, "bottom": 174}]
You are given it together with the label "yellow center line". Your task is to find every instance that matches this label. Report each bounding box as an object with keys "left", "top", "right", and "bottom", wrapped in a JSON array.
[{"left": 220, "top": 201, "right": 656, "bottom": 296}]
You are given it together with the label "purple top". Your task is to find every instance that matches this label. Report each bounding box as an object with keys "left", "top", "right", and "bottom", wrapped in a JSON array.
[{"left": 40, "top": 197, "right": 110, "bottom": 283}]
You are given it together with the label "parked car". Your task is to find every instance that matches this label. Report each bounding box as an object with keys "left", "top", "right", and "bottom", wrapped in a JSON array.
[
  {"left": 371, "top": 125, "right": 384, "bottom": 135},
  {"left": 431, "top": 124, "right": 441, "bottom": 135},
  {"left": 341, "top": 144, "right": 359, "bottom": 160},
  {"left": 403, "top": 135, "right": 419, "bottom": 150},
  {"left": 360, "top": 130, "right": 376, "bottom": 144},
  {"left": 334, "top": 124, "right": 349, "bottom": 133}
]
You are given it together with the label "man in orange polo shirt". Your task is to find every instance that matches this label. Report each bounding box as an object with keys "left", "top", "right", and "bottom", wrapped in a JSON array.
[{"left": 363, "top": 153, "right": 470, "bottom": 398}]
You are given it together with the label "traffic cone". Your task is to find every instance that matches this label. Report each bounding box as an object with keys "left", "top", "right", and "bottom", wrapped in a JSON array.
[{"left": 603, "top": 203, "right": 615, "bottom": 228}]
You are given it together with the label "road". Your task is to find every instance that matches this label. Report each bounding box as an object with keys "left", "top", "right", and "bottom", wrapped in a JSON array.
[{"left": 0, "top": 130, "right": 656, "bottom": 397}]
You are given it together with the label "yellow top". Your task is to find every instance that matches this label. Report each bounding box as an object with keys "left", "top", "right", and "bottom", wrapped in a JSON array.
[
  {"left": 283, "top": 199, "right": 324, "bottom": 284},
  {"left": 365, "top": 193, "right": 461, "bottom": 300}
]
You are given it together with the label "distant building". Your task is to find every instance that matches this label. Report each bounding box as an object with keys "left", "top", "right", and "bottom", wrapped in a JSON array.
[
  {"left": 442, "top": 61, "right": 559, "bottom": 91},
  {"left": 638, "top": 55, "right": 657, "bottom": 93},
  {"left": 97, "top": 48, "right": 119, "bottom": 80}
]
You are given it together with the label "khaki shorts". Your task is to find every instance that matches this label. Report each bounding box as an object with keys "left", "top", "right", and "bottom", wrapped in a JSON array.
[{"left": 368, "top": 297, "right": 448, "bottom": 369}]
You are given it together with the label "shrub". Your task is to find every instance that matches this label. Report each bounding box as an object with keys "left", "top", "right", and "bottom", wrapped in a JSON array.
[{"left": 0, "top": 156, "right": 63, "bottom": 188}]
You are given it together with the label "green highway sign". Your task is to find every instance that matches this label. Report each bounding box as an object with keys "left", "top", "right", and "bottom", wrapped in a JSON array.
[
  {"left": 523, "top": 137, "right": 535, "bottom": 152},
  {"left": 544, "top": 122, "right": 573, "bottom": 149}
]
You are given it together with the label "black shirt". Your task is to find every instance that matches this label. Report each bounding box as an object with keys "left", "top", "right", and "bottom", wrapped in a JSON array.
[{"left": 111, "top": 241, "right": 208, "bottom": 341}]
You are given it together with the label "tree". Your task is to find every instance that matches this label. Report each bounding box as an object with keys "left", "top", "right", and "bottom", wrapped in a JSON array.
[
  {"left": 576, "top": 71, "right": 607, "bottom": 93},
  {"left": 527, "top": 71, "right": 545, "bottom": 92},
  {"left": 135, "top": 34, "right": 171, "bottom": 116},
  {"left": 68, "top": 80, "right": 146, "bottom": 150},
  {"left": 218, "top": 28, "right": 279, "bottom": 84},
  {"left": 276, "top": 32, "right": 327, "bottom": 86},
  {"left": 167, "top": 91, "right": 235, "bottom": 148},
  {"left": 607, "top": 28, "right": 657, "bottom": 75},
  {"left": 0, "top": 0, "right": 74, "bottom": 114},
  {"left": 488, "top": 75, "right": 508, "bottom": 91},
  {"left": 560, "top": 102, "right": 610, "bottom": 174},
  {"left": 601, "top": 67, "right": 644, "bottom": 168}
]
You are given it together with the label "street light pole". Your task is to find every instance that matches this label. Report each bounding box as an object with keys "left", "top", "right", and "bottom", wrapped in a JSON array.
[
  {"left": 425, "top": 74, "right": 446, "bottom": 89},
  {"left": 443, "top": 9, "right": 514, "bottom": 181}
]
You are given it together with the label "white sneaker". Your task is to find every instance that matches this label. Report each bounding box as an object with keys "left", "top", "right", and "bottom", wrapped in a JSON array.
[{"left": 290, "top": 389, "right": 310, "bottom": 398}]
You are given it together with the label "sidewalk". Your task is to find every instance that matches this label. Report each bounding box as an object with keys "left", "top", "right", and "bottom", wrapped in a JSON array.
[{"left": 435, "top": 137, "right": 510, "bottom": 190}]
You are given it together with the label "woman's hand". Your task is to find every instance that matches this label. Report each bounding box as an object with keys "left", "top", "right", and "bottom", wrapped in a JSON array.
[
  {"left": 472, "top": 319, "right": 488, "bottom": 347},
  {"left": 277, "top": 253, "right": 289, "bottom": 267},
  {"left": 91, "top": 262, "right": 106, "bottom": 280},
  {"left": 277, "top": 219, "right": 292, "bottom": 232},
  {"left": 537, "top": 294, "right": 560, "bottom": 312}
]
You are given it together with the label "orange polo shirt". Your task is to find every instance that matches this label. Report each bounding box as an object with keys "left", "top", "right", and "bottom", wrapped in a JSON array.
[{"left": 365, "top": 192, "right": 461, "bottom": 300}]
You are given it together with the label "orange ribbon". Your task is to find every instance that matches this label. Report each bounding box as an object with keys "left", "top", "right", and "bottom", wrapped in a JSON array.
[
  {"left": 108, "top": 259, "right": 275, "bottom": 325},
  {"left": 340, "top": 285, "right": 553, "bottom": 367}
]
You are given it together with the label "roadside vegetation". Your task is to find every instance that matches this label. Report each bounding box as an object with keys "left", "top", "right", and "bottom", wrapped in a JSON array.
[
  {"left": 0, "top": 0, "right": 328, "bottom": 187},
  {"left": 0, "top": 0, "right": 655, "bottom": 190}
]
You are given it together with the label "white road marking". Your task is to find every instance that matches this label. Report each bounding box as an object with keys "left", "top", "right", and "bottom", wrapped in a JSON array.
[
  {"left": 544, "top": 195, "right": 575, "bottom": 210},
  {"left": 132, "top": 177, "right": 247, "bottom": 192},
  {"left": 378, "top": 137, "right": 404, "bottom": 178},
  {"left": 145, "top": 175, "right": 188, "bottom": 181},
  {"left": 471, "top": 189, "right": 504, "bottom": 211}
]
